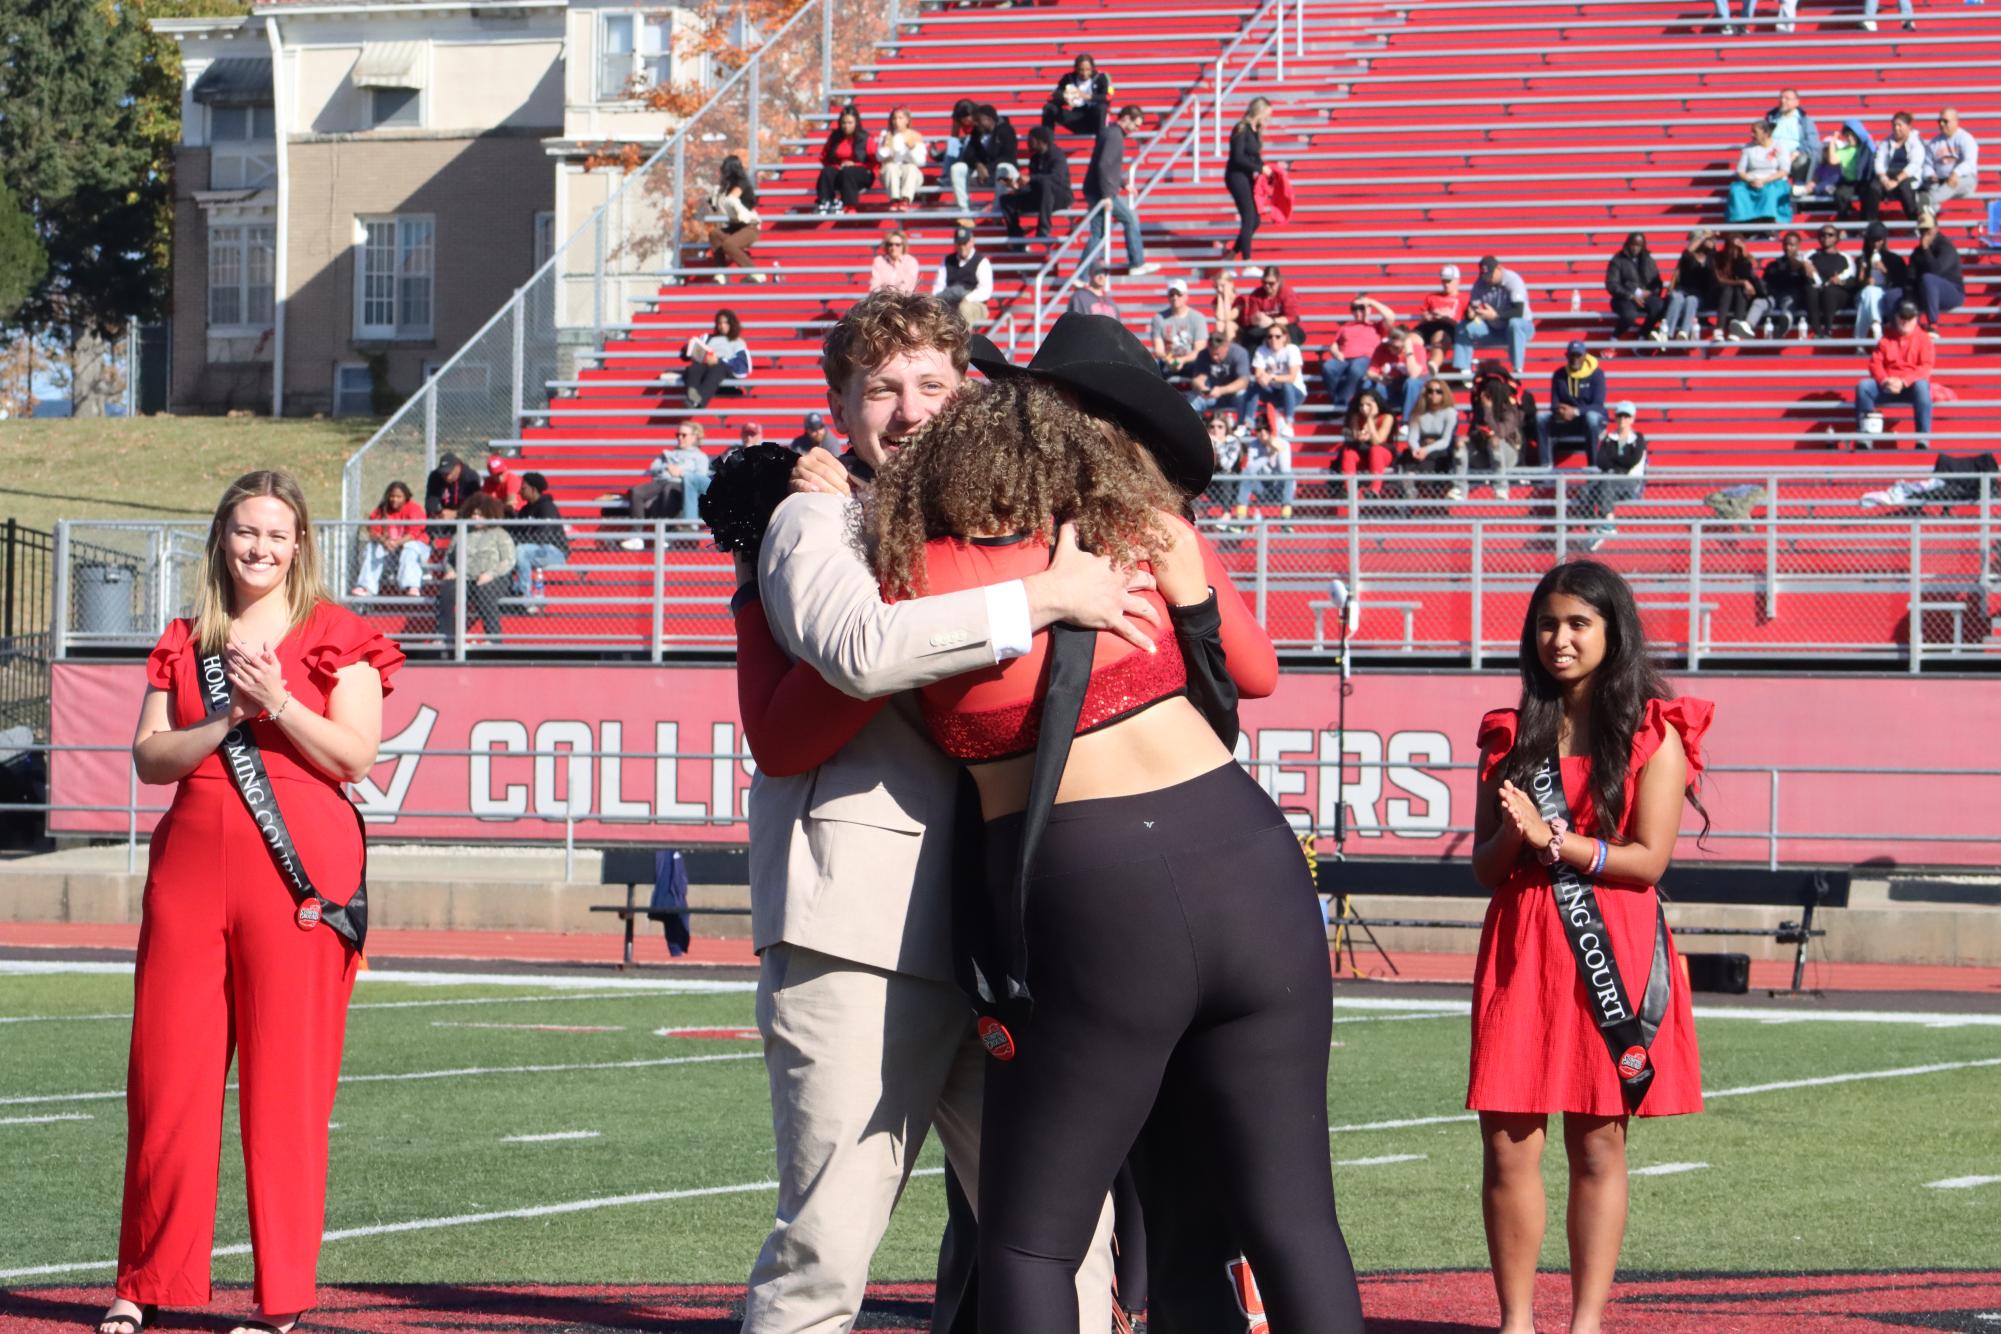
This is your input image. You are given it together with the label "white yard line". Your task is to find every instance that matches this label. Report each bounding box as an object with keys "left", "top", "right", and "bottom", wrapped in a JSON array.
[
  {"left": 1631, "top": 1162, "right": 1709, "bottom": 1177},
  {"left": 0, "top": 1113, "right": 93, "bottom": 1127},
  {"left": 1335, "top": 1153, "right": 1426, "bottom": 1167},
  {"left": 499, "top": 1130, "right": 602, "bottom": 1143},
  {"left": 0, "top": 1012, "right": 131, "bottom": 1025},
  {"left": 0, "top": 961, "right": 756, "bottom": 994},
  {"left": 0, "top": 1051, "right": 761, "bottom": 1108},
  {"left": 1925, "top": 1174, "right": 2001, "bottom": 1190},
  {"left": 432, "top": 1022, "right": 628, "bottom": 1033}
]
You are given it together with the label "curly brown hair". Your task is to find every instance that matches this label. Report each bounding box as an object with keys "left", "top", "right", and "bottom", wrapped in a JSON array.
[
  {"left": 862, "top": 378, "right": 1180, "bottom": 599},
  {"left": 822, "top": 290, "right": 971, "bottom": 396}
]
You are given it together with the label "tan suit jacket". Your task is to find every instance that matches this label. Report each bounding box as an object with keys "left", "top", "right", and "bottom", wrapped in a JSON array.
[{"left": 747, "top": 491, "right": 997, "bottom": 982}]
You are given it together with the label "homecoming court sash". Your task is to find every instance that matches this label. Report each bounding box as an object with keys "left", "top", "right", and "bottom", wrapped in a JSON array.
[
  {"left": 1528, "top": 753, "right": 1670, "bottom": 1113},
  {"left": 197, "top": 652, "right": 369, "bottom": 950}
]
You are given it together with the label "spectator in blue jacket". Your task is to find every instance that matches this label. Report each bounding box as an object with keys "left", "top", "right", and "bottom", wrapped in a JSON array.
[
  {"left": 1764, "top": 88, "right": 1821, "bottom": 185},
  {"left": 1536, "top": 340, "right": 1607, "bottom": 467}
]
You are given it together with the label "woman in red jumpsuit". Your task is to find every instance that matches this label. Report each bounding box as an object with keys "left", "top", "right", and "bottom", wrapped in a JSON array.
[
  {"left": 1469, "top": 558, "right": 1709, "bottom": 1334},
  {"left": 99, "top": 470, "right": 402, "bottom": 1334}
]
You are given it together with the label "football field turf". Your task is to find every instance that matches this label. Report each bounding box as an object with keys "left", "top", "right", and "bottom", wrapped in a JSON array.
[{"left": 3, "top": 963, "right": 1997, "bottom": 1299}]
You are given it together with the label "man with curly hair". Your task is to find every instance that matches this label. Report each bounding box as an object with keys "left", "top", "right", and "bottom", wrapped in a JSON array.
[{"left": 737, "top": 290, "right": 1146, "bottom": 1334}]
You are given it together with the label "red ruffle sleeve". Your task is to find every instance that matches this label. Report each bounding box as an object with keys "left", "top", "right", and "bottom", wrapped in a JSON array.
[
  {"left": 734, "top": 596, "right": 885, "bottom": 777},
  {"left": 1477, "top": 707, "right": 1519, "bottom": 782},
  {"left": 1633, "top": 696, "right": 1712, "bottom": 779},
  {"left": 1190, "top": 522, "right": 1278, "bottom": 699},
  {"left": 145, "top": 619, "right": 193, "bottom": 691},
  {"left": 302, "top": 605, "right": 406, "bottom": 696}
]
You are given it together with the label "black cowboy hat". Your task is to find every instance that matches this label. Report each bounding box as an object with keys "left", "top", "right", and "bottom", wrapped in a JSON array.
[{"left": 968, "top": 312, "right": 1214, "bottom": 494}]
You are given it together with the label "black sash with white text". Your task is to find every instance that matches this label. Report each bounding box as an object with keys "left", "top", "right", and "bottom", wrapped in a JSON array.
[
  {"left": 197, "top": 652, "right": 368, "bottom": 951},
  {"left": 1528, "top": 753, "right": 1670, "bottom": 1113}
]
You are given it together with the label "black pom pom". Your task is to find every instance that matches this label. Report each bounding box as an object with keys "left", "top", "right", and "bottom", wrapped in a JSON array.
[{"left": 698, "top": 443, "right": 800, "bottom": 555}]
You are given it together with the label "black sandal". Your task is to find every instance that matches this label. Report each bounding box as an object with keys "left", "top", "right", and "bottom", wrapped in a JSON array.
[{"left": 96, "top": 1305, "right": 156, "bottom": 1334}]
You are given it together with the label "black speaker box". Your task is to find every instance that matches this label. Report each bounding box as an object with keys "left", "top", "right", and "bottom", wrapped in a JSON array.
[{"left": 1683, "top": 951, "right": 1751, "bottom": 994}]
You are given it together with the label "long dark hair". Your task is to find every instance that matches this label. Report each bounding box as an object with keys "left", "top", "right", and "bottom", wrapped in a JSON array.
[
  {"left": 1497, "top": 560, "right": 1709, "bottom": 840},
  {"left": 825, "top": 103, "right": 864, "bottom": 150},
  {"left": 718, "top": 153, "right": 757, "bottom": 210}
]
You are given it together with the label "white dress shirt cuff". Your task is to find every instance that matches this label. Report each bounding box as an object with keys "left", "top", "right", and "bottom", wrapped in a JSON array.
[{"left": 984, "top": 579, "right": 1034, "bottom": 662}]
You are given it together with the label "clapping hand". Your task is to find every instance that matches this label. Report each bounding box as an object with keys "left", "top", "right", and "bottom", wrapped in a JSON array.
[
  {"left": 224, "top": 638, "right": 289, "bottom": 720},
  {"left": 1497, "top": 780, "right": 1553, "bottom": 849}
]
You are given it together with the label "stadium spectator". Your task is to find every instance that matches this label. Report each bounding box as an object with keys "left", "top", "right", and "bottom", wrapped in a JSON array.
[
  {"left": 1763, "top": 88, "right": 1821, "bottom": 186},
  {"left": 1711, "top": 235, "right": 1762, "bottom": 341},
  {"left": 1366, "top": 323, "right": 1431, "bottom": 425},
  {"left": 1922, "top": 108, "right": 1980, "bottom": 213},
  {"left": 424, "top": 451, "right": 477, "bottom": 518},
  {"left": 936, "top": 98, "right": 977, "bottom": 181},
  {"left": 739, "top": 420, "right": 768, "bottom": 449},
  {"left": 1470, "top": 361, "right": 1532, "bottom": 499},
  {"left": 482, "top": 456, "right": 525, "bottom": 514},
  {"left": 436, "top": 493, "right": 514, "bottom": 650},
  {"left": 1403, "top": 377, "right": 1463, "bottom": 498},
  {"left": 1814, "top": 119, "right": 1874, "bottom": 217},
  {"left": 1235, "top": 263, "right": 1305, "bottom": 348},
  {"left": 1067, "top": 263, "right": 1119, "bottom": 319},
  {"left": 1243, "top": 405, "right": 1294, "bottom": 514},
  {"left": 1861, "top": 0, "right": 1916, "bottom": 31},
  {"left": 1042, "top": 53, "right": 1113, "bottom": 137},
  {"left": 1854, "top": 299, "right": 1935, "bottom": 449},
  {"left": 1207, "top": 267, "right": 1241, "bottom": 345},
  {"left": 1251, "top": 322, "right": 1305, "bottom": 423},
  {"left": 1605, "top": 233, "right": 1665, "bottom": 342},
  {"left": 1086, "top": 104, "right": 1154, "bottom": 274},
  {"left": 1416, "top": 264, "right": 1469, "bottom": 358},
  {"left": 1657, "top": 230, "right": 1717, "bottom": 343},
  {"left": 1578, "top": 401, "right": 1648, "bottom": 541},
  {"left": 931, "top": 225, "right": 994, "bottom": 326},
  {"left": 815, "top": 105, "right": 876, "bottom": 215},
  {"left": 707, "top": 154, "right": 764, "bottom": 280},
  {"left": 875, "top": 107, "right": 928, "bottom": 212},
  {"left": 1804, "top": 223, "right": 1857, "bottom": 337},
  {"left": 1714, "top": 0, "right": 1797, "bottom": 33},
  {"left": 1150, "top": 278, "right": 1208, "bottom": 377},
  {"left": 1762, "top": 230, "right": 1816, "bottom": 337},
  {"left": 1849, "top": 220, "right": 1909, "bottom": 339},
  {"left": 1898, "top": 211, "right": 1966, "bottom": 325},
  {"left": 1452, "top": 256, "right": 1535, "bottom": 373},
  {"left": 1335, "top": 392, "right": 1395, "bottom": 494},
  {"left": 354, "top": 480, "right": 427, "bottom": 598},
  {"left": 1205, "top": 409, "right": 1250, "bottom": 517},
  {"left": 1185, "top": 328, "right": 1253, "bottom": 418},
  {"left": 682, "top": 308, "right": 751, "bottom": 408},
  {"left": 1000, "top": 125, "right": 1072, "bottom": 239},
  {"left": 787, "top": 411, "right": 832, "bottom": 455},
  {"left": 511, "top": 472, "right": 568, "bottom": 613},
  {"left": 869, "top": 230, "right": 920, "bottom": 294},
  {"left": 1224, "top": 96, "right": 1271, "bottom": 260},
  {"left": 1318, "top": 294, "right": 1390, "bottom": 412},
  {"left": 949, "top": 104, "right": 1019, "bottom": 216},
  {"left": 1864, "top": 111, "right": 1926, "bottom": 223},
  {"left": 624, "top": 422, "right": 710, "bottom": 539},
  {"left": 1727, "top": 121, "right": 1794, "bottom": 228},
  {"left": 1537, "top": 341, "right": 1608, "bottom": 466}
]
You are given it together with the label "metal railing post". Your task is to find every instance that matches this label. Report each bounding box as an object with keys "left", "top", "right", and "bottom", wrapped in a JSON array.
[
  {"left": 1275, "top": 0, "right": 1286, "bottom": 79},
  {"left": 1687, "top": 519, "right": 1704, "bottom": 669},
  {"left": 1907, "top": 522, "right": 1922, "bottom": 675},
  {"left": 1254, "top": 520, "right": 1270, "bottom": 623},
  {"left": 1191, "top": 100, "right": 1202, "bottom": 182},
  {"left": 1214, "top": 60, "right": 1224, "bottom": 158},
  {"left": 423, "top": 388, "right": 438, "bottom": 477},
  {"left": 592, "top": 209, "right": 607, "bottom": 335},
  {"left": 670, "top": 138, "right": 687, "bottom": 283},
  {"left": 50, "top": 521, "right": 70, "bottom": 659},
  {"left": 1765, "top": 471, "right": 1780, "bottom": 618},
  {"left": 748, "top": 58, "right": 762, "bottom": 171},
  {"left": 1297, "top": 0, "right": 1306, "bottom": 56},
  {"left": 510, "top": 290, "right": 526, "bottom": 423},
  {"left": 127, "top": 765, "right": 139, "bottom": 874},
  {"left": 1768, "top": 768, "right": 1781, "bottom": 872},
  {"left": 1470, "top": 521, "right": 1485, "bottom": 669},
  {"left": 650, "top": 522, "right": 667, "bottom": 664},
  {"left": 1553, "top": 474, "right": 1568, "bottom": 560},
  {"left": 453, "top": 522, "right": 468, "bottom": 664},
  {"left": 821, "top": 0, "right": 835, "bottom": 102}
]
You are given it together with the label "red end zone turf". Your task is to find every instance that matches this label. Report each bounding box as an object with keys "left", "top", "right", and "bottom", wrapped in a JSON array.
[{"left": 7, "top": 1272, "right": 2000, "bottom": 1332}]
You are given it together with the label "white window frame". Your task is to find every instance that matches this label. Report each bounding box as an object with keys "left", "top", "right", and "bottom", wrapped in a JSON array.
[
  {"left": 207, "top": 105, "right": 277, "bottom": 190},
  {"left": 207, "top": 222, "right": 276, "bottom": 333},
  {"left": 353, "top": 214, "right": 436, "bottom": 342},
  {"left": 597, "top": 11, "right": 674, "bottom": 101},
  {"left": 333, "top": 363, "right": 374, "bottom": 417}
]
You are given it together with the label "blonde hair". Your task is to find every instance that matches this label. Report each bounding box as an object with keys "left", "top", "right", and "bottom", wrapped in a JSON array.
[{"left": 190, "top": 470, "right": 329, "bottom": 655}]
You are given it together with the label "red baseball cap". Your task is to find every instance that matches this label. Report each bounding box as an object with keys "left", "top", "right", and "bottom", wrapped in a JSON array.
[{"left": 487, "top": 456, "right": 508, "bottom": 474}]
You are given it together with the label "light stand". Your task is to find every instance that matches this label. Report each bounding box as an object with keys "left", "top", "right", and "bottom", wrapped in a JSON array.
[{"left": 1325, "top": 578, "right": 1399, "bottom": 979}]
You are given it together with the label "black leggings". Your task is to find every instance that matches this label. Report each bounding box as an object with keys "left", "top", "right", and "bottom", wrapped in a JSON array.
[
  {"left": 975, "top": 762, "right": 1363, "bottom": 1334},
  {"left": 1225, "top": 169, "right": 1260, "bottom": 258}
]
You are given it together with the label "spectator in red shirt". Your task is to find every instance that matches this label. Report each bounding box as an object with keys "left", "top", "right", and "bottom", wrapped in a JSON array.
[
  {"left": 1234, "top": 264, "right": 1305, "bottom": 348},
  {"left": 1318, "top": 294, "right": 1391, "bottom": 411},
  {"left": 815, "top": 105, "right": 876, "bottom": 214},
  {"left": 1365, "top": 323, "right": 1432, "bottom": 425},
  {"left": 354, "top": 480, "right": 427, "bottom": 598},
  {"left": 1854, "top": 299, "right": 1935, "bottom": 449},
  {"left": 482, "top": 456, "right": 525, "bottom": 514}
]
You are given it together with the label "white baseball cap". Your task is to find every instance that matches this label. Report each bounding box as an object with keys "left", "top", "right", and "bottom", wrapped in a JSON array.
[
  {"left": 1615, "top": 400, "right": 1638, "bottom": 417},
  {"left": 1440, "top": 264, "right": 1461, "bottom": 281},
  {"left": 1242, "top": 265, "right": 1265, "bottom": 280},
  {"left": 1167, "top": 277, "right": 1189, "bottom": 294}
]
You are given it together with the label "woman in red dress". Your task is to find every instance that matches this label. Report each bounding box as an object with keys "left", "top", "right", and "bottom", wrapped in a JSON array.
[
  {"left": 98, "top": 471, "right": 402, "bottom": 1334},
  {"left": 1469, "top": 558, "right": 1710, "bottom": 1334}
]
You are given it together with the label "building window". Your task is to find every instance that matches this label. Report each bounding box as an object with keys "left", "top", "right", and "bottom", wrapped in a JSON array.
[
  {"left": 371, "top": 86, "right": 421, "bottom": 128},
  {"left": 209, "top": 104, "right": 277, "bottom": 190},
  {"left": 533, "top": 211, "right": 556, "bottom": 268},
  {"left": 207, "top": 223, "right": 275, "bottom": 330},
  {"left": 333, "top": 364, "right": 374, "bottom": 417},
  {"left": 210, "top": 104, "right": 276, "bottom": 144},
  {"left": 355, "top": 215, "right": 435, "bottom": 340},
  {"left": 599, "top": 12, "right": 673, "bottom": 100}
]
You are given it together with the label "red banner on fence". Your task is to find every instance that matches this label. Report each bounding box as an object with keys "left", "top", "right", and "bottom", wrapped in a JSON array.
[{"left": 50, "top": 661, "right": 2001, "bottom": 866}]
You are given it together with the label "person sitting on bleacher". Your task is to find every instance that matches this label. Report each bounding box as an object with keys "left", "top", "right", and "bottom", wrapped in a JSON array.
[
  {"left": 1318, "top": 294, "right": 1390, "bottom": 412},
  {"left": 1714, "top": 0, "right": 1798, "bottom": 36},
  {"left": 1876, "top": 210, "right": 1968, "bottom": 330},
  {"left": 1250, "top": 322, "right": 1306, "bottom": 424},
  {"left": 1536, "top": 341, "right": 1607, "bottom": 467},
  {"left": 510, "top": 472, "right": 568, "bottom": 614},
  {"left": 1727, "top": 121, "right": 1794, "bottom": 230},
  {"left": 814, "top": 105, "right": 877, "bottom": 216},
  {"left": 1578, "top": 402, "right": 1648, "bottom": 546},
  {"left": 1762, "top": 231, "right": 1816, "bottom": 338},
  {"left": 354, "top": 480, "right": 427, "bottom": 600},
  {"left": 681, "top": 308, "right": 752, "bottom": 408},
  {"left": 1401, "top": 377, "right": 1463, "bottom": 500},
  {"left": 949, "top": 104, "right": 1019, "bottom": 217},
  {"left": 1804, "top": 223, "right": 1857, "bottom": 337},
  {"left": 1763, "top": 89, "right": 1821, "bottom": 189},
  {"left": 931, "top": 225, "right": 994, "bottom": 327},
  {"left": 1234, "top": 263, "right": 1306, "bottom": 349},
  {"left": 1150, "top": 278, "right": 1209, "bottom": 379},
  {"left": 1000, "top": 125, "right": 1072, "bottom": 240},
  {"left": 1364, "top": 324, "right": 1431, "bottom": 426},
  {"left": 875, "top": 107, "right": 928, "bottom": 213},
  {"left": 1416, "top": 264, "right": 1468, "bottom": 362},
  {"left": 1452, "top": 256, "right": 1535, "bottom": 373},
  {"left": 1861, "top": 0, "right": 1917, "bottom": 31},
  {"left": 937, "top": 98, "right": 977, "bottom": 183},
  {"left": 623, "top": 422, "right": 710, "bottom": 542},
  {"left": 1042, "top": 53, "right": 1113, "bottom": 139},
  {"left": 435, "top": 493, "right": 514, "bottom": 652},
  {"left": 1849, "top": 220, "right": 1910, "bottom": 340},
  {"left": 1813, "top": 119, "right": 1874, "bottom": 218},
  {"left": 1922, "top": 109, "right": 1980, "bottom": 215},
  {"left": 1185, "top": 328, "right": 1253, "bottom": 420},
  {"left": 1209, "top": 267, "right": 1242, "bottom": 345},
  {"left": 1710, "top": 235, "right": 1764, "bottom": 341},
  {"left": 1854, "top": 299, "right": 1935, "bottom": 450},
  {"left": 481, "top": 456, "right": 525, "bottom": 516},
  {"left": 1605, "top": 233, "right": 1666, "bottom": 343},
  {"left": 1334, "top": 392, "right": 1395, "bottom": 497},
  {"left": 1067, "top": 263, "right": 1119, "bottom": 319},
  {"left": 1657, "top": 230, "right": 1717, "bottom": 343},
  {"left": 1469, "top": 361, "right": 1533, "bottom": 500},
  {"left": 1864, "top": 111, "right": 1928, "bottom": 223},
  {"left": 869, "top": 229, "right": 920, "bottom": 294}
]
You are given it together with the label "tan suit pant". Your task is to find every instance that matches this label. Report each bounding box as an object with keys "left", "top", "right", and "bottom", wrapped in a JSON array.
[{"left": 741, "top": 944, "right": 1114, "bottom": 1333}]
